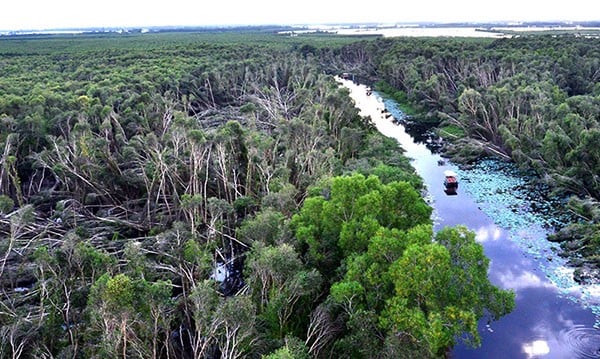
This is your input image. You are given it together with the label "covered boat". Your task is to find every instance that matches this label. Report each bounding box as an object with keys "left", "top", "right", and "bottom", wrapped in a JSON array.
[{"left": 444, "top": 170, "right": 458, "bottom": 195}]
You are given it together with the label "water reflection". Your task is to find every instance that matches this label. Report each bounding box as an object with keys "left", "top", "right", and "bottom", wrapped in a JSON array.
[
  {"left": 475, "top": 225, "right": 502, "bottom": 242},
  {"left": 498, "top": 269, "right": 556, "bottom": 291},
  {"left": 463, "top": 286, "right": 600, "bottom": 358},
  {"left": 561, "top": 326, "right": 600, "bottom": 358},
  {"left": 517, "top": 319, "right": 600, "bottom": 359},
  {"left": 523, "top": 339, "right": 550, "bottom": 358},
  {"left": 444, "top": 187, "right": 458, "bottom": 196}
]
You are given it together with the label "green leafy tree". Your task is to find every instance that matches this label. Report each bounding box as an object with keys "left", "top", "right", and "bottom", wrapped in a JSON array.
[
  {"left": 86, "top": 273, "right": 175, "bottom": 358},
  {"left": 87, "top": 273, "right": 136, "bottom": 358},
  {"left": 262, "top": 336, "right": 310, "bottom": 359},
  {"left": 237, "top": 209, "right": 289, "bottom": 246},
  {"left": 214, "top": 295, "right": 257, "bottom": 359},
  {"left": 245, "top": 243, "right": 322, "bottom": 339},
  {"left": 292, "top": 173, "right": 431, "bottom": 276},
  {"left": 381, "top": 226, "right": 515, "bottom": 356}
]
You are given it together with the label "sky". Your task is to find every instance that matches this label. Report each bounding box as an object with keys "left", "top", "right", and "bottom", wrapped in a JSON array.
[{"left": 1, "top": 0, "right": 598, "bottom": 31}]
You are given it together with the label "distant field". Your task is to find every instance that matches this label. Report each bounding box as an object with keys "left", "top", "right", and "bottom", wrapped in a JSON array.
[
  {"left": 334, "top": 27, "right": 506, "bottom": 38},
  {"left": 494, "top": 26, "right": 600, "bottom": 37},
  {"left": 332, "top": 26, "right": 600, "bottom": 38}
]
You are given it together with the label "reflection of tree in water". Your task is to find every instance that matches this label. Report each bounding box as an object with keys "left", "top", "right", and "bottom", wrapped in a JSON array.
[{"left": 393, "top": 117, "right": 444, "bottom": 153}]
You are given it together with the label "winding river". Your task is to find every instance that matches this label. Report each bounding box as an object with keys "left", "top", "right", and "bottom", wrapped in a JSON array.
[{"left": 339, "top": 78, "right": 600, "bottom": 358}]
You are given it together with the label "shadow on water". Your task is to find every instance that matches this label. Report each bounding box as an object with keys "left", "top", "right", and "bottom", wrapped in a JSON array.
[
  {"left": 338, "top": 78, "right": 600, "bottom": 359},
  {"left": 394, "top": 117, "right": 445, "bottom": 154}
]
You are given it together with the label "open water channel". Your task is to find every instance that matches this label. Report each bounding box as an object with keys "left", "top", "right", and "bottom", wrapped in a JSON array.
[{"left": 338, "top": 78, "right": 600, "bottom": 358}]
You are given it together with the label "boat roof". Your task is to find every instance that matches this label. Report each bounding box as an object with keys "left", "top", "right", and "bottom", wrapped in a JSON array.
[{"left": 444, "top": 170, "right": 457, "bottom": 177}]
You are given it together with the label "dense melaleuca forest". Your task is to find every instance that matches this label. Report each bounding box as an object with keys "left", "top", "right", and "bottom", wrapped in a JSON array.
[{"left": 1, "top": 29, "right": 598, "bottom": 358}]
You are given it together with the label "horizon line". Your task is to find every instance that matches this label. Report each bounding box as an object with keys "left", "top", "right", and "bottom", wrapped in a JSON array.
[{"left": 2, "top": 19, "right": 600, "bottom": 33}]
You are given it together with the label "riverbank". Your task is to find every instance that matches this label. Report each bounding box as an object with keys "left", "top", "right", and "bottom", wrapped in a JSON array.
[{"left": 339, "top": 77, "right": 600, "bottom": 358}]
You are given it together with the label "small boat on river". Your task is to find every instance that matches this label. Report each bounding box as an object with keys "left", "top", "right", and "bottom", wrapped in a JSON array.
[{"left": 444, "top": 170, "right": 458, "bottom": 195}]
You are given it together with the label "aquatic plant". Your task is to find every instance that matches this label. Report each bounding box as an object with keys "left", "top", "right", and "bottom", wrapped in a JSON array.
[{"left": 455, "top": 159, "right": 600, "bottom": 326}]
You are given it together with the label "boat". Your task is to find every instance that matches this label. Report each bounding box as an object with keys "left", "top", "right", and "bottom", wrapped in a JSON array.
[
  {"left": 444, "top": 170, "right": 458, "bottom": 188},
  {"left": 341, "top": 72, "right": 354, "bottom": 81},
  {"left": 444, "top": 170, "right": 458, "bottom": 195}
]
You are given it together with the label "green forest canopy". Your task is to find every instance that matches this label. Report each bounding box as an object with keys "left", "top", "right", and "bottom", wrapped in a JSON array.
[{"left": 7, "top": 29, "right": 600, "bottom": 358}]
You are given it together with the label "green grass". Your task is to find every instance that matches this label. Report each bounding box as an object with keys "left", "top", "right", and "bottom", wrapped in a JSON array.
[
  {"left": 437, "top": 124, "right": 465, "bottom": 139},
  {"left": 374, "top": 80, "right": 418, "bottom": 116}
]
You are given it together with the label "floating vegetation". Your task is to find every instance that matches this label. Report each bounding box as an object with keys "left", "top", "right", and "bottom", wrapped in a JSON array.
[
  {"left": 456, "top": 159, "right": 600, "bottom": 326},
  {"left": 456, "top": 159, "right": 576, "bottom": 232},
  {"left": 381, "top": 98, "right": 409, "bottom": 121}
]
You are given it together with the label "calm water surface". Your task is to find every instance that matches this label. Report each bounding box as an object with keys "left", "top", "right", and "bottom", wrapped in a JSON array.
[{"left": 340, "top": 79, "right": 600, "bottom": 358}]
